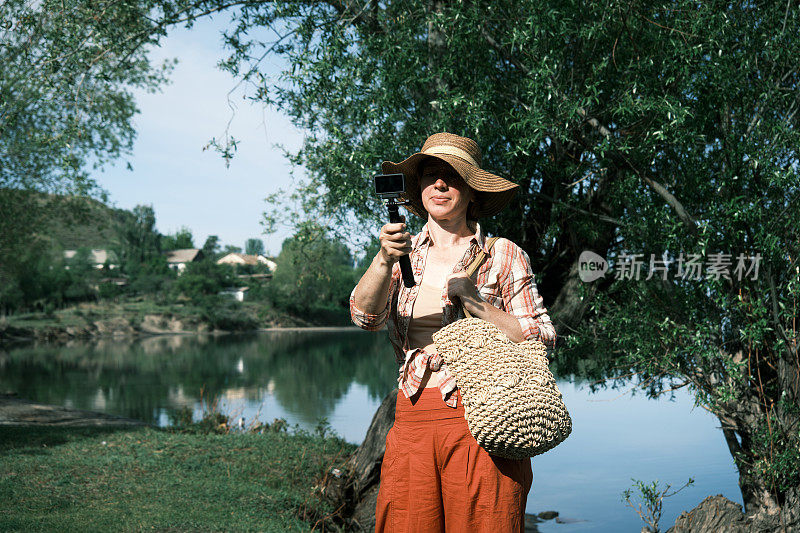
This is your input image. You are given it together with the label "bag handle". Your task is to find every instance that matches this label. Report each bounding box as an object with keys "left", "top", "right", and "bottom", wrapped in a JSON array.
[{"left": 462, "top": 236, "right": 499, "bottom": 319}]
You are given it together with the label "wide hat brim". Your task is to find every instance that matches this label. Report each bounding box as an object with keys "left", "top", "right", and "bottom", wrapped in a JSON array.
[{"left": 381, "top": 152, "right": 518, "bottom": 219}]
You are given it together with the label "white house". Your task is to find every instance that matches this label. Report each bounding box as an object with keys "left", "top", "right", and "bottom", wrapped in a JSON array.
[
  {"left": 63, "top": 249, "right": 119, "bottom": 270},
  {"left": 164, "top": 248, "right": 204, "bottom": 274},
  {"left": 218, "top": 286, "right": 249, "bottom": 302},
  {"left": 216, "top": 252, "right": 277, "bottom": 273}
]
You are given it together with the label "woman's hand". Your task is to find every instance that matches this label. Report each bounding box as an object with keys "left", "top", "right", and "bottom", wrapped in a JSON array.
[
  {"left": 446, "top": 271, "right": 480, "bottom": 302},
  {"left": 352, "top": 218, "right": 410, "bottom": 324},
  {"left": 378, "top": 216, "right": 412, "bottom": 266},
  {"left": 447, "top": 271, "right": 525, "bottom": 342}
]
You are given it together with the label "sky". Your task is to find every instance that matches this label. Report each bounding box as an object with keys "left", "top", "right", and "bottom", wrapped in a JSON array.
[{"left": 94, "top": 13, "right": 305, "bottom": 257}]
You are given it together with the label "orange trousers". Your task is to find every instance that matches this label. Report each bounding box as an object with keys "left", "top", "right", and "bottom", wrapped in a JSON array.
[{"left": 375, "top": 387, "right": 533, "bottom": 533}]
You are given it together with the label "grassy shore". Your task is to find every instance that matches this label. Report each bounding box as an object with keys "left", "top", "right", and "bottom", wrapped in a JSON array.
[
  {"left": 0, "top": 424, "right": 357, "bottom": 532},
  {"left": 3, "top": 295, "right": 311, "bottom": 330}
]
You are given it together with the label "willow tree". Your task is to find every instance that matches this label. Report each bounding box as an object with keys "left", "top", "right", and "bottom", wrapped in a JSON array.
[
  {"left": 0, "top": 0, "right": 184, "bottom": 309},
  {"left": 207, "top": 1, "right": 799, "bottom": 526}
]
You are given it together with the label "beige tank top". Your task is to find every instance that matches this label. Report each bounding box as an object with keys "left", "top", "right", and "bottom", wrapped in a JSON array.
[{"left": 407, "top": 281, "right": 444, "bottom": 350}]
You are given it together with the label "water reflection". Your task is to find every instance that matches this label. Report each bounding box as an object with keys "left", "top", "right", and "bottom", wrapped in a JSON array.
[
  {"left": 1, "top": 330, "right": 399, "bottom": 429},
  {"left": 0, "top": 330, "right": 743, "bottom": 531}
]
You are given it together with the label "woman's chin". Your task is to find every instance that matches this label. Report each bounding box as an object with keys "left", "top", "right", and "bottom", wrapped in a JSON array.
[{"left": 426, "top": 207, "right": 465, "bottom": 221}]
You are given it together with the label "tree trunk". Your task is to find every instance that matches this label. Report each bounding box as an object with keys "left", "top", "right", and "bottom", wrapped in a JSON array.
[
  {"left": 321, "top": 387, "right": 397, "bottom": 531},
  {"left": 716, "top": 391, "right": 800, "bottom": 531}
]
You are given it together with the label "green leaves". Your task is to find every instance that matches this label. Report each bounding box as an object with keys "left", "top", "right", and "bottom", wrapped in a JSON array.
[
  {"left": 266, "top": 221, "right": 357, "bottom": 321},
  {"left": 621, "top": 477, "right": 695, "bottom": 533},
  {"left": 1, "top": 0, "right": 174, "bottom": 195}
]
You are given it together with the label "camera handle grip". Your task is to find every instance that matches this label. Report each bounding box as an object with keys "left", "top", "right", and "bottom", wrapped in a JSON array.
[{"left": 387, "top": 204, "right": 416, "bottom": 288}]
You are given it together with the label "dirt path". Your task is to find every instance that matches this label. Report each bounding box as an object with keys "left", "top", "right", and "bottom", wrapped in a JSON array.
[{"left": 0, "top": 394, "right": 148, "bottom": 427}]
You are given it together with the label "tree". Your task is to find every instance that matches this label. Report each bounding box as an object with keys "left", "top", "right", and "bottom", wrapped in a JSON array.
[
  {"left": 207, "top": 1, "right": 799, "bottom": 526},
  {"left": 245, "top": 238, "right": 265, "bottom": 257},
  {"left": 118, "top": 204, "right": 163, "bottom": 274},
  {"left": 0, "top": 0, "right": 176, "bottom": 196},
  {"left": 173, "top": 260, "right": 236, "bottom": 299},
  {"left": 63, "top": 247, "right": 99, "bottom": 302},
  {"left": 161, "top": 226, "right": 195, "bottom": 251},
  {"left": 0, "top": 231, "right": 72, "bottom": 313},
  {"left": 356, "top": 237, "right": 381, "bottom": 274},
  {"left": 0, "top": 0, "right": 178, "bottom": 312},
  {"left": 202, "top": 235, "right": 221, "bottom": 259},
  {"left": 0, "top": 190, "right": 84, "bottom": 311},
  {"left": 267, "top": 222, "right": 356, "bottom": 321}
]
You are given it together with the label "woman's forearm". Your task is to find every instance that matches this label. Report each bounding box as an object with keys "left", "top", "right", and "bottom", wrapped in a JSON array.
[
  {"left": 459, "top": 293, "right": 525, "bottom": 343},
  {"left": 352, "top": 253, "right": 395, "bottom": 315}
]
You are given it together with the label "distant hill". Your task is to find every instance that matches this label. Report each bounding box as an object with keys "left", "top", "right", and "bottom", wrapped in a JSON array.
[{"left": 30, "top": 191, "right": 136, "bottom": 252}]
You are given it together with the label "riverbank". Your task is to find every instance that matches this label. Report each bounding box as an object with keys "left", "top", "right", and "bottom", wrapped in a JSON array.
[
  {"left": 0, "top": 396, "right": 754, "bottom": 532},
  {"left": 0, "top": 397, "right": 545, "bottom": 532},
  {"left": 0, "top": 413, "right": 357, "bottom": 531},
  {"left": 0, "top": 420, "right": 549, "bottom": 532},
  {"left": 0, "top": 393, "right": 148, "bottom": 427},
  {"left": 0, "top": 295, "right": 357, "bottom": 345}
]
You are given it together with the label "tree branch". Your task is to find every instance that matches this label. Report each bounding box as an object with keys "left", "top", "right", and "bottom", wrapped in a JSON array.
[
  {"left": 481, "top": 27, "right": 699, "bottom": 236},
  {"left": 764, "top": 262, "right": 796, "bottom": 362}
]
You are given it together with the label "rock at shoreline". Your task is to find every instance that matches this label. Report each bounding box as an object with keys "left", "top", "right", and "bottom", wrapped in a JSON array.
[
  {"left": 665, "top": 494, "right": 748, "bottom": 533},
  {"left": 524, "top": 513, "right": 543, "bottom": 532},
  {"left": 93, "top": 317, "right": 136, "bottom": 336},
  {"left": 0, "top": 312, "right": 206, "bottom": 345},
  {"left": 65, "top": 325, "right": 92, "bottom": 337},
  {"left": 140, "top": 314, "right": 194, "bottom": 334}
]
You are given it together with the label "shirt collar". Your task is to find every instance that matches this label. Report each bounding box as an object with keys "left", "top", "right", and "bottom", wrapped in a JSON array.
[{"left": 417, "top": 220, "right": 490, "bottom": 254}]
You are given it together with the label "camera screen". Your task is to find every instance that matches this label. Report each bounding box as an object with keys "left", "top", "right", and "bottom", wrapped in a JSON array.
[{"left": 374, "top": 173, "right": 405, "bottom": 195}]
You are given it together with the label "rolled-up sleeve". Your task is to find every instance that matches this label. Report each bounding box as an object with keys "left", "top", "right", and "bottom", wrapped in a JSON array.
[
  {"left": 501, "top": 245, "right": 557, "bottom": 352},
  {"left": 349, "top": 264, "right": 398, "bottom": 331}
]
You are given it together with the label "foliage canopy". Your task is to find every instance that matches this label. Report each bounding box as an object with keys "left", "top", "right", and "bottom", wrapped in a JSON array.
[{"left": 210, "top": 0, "right": 799, "bottom": 523}]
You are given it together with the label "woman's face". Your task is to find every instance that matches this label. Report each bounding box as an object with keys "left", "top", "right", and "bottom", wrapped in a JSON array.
[{"left": 419, "top": 159, "right": 475, "bottom": 223}]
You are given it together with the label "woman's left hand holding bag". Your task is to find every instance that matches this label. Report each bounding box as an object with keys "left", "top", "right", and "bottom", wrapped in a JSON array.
[
  {"left": 445, "top": 272, "right": 481, "bottom": 307},
  {"left": 446, "top": 271, "right": 526, "bottom": 343}
]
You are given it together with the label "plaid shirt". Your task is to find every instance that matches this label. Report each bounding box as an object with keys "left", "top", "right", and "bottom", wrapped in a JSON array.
[{"left": 349, "top": 221, "right": 557, "bottom": 407}]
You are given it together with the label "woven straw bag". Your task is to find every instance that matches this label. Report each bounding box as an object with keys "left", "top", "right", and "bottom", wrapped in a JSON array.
[{"left": 432, "top": 237, "right": 572, "bottom": 459}]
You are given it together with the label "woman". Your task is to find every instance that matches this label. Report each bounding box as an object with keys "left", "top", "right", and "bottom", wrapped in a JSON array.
[{"left": 350, "top": 132, "right": 557, "bottom": 533}]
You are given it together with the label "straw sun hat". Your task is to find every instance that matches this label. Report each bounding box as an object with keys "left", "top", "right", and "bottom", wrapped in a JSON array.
[{"left": 381, "top": 132, "right": 519, "bottom": 219}]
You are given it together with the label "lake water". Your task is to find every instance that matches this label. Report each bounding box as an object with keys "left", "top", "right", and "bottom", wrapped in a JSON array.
[{"left": 0, "top": 329, "right": 743, "bottom": 532}]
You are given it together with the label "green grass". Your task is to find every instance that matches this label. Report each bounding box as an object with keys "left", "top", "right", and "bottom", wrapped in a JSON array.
[{"left": 0, "top": 425, "right": 357, "bottom": 532}]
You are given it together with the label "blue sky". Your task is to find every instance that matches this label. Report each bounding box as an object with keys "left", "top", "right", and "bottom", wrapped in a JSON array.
[{"left": 95, "top": 13, "right": 304, "bottom": 257}]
